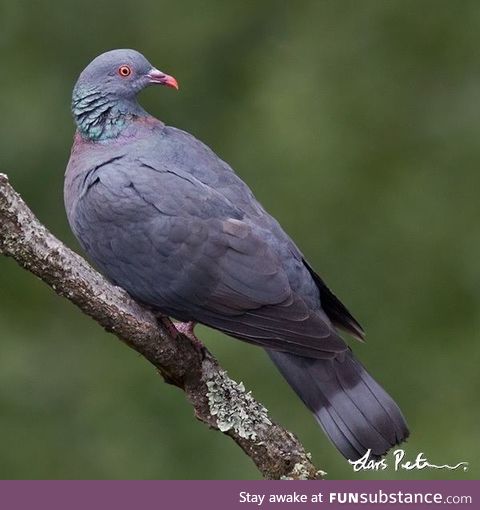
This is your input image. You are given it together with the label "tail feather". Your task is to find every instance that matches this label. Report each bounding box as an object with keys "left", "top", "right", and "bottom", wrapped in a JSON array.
[
  {"left": 349, "top": 355, "right": 409, "bottom": 443},
  {"left": 267, "top": 348, "right": 409, "bottom": 460},
  {"left": 316, "top": 395, "right": 370, "bottom": 460}
]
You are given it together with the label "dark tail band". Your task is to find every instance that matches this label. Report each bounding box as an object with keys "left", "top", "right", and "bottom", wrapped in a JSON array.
[{"left": 267, "top": 348, "right": 409, "bottom": 460}]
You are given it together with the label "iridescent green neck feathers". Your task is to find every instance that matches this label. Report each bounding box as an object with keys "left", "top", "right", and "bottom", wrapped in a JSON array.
[{"left": 72, "top": 87, "right": 145, "bottom": 141}]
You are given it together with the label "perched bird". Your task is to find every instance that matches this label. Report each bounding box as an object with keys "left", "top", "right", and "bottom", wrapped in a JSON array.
[{"left": 65, "top": 49, "right": 409, "bottom": 460}]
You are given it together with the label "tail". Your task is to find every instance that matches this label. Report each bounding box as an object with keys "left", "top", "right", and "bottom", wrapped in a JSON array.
[{"left": 267, "top": 349, "right": 409, "bottom": 460}]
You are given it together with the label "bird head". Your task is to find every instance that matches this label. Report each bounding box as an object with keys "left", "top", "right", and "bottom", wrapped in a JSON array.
[
  {"left": 73, "top": 49, "right": 178, "bottom": 100},
  {"left": 72, "top": 49, "right": 178, "bottom": 140}
]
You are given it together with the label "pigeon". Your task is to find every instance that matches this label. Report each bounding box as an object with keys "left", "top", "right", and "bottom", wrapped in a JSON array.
[{"left": 64, "top": 49, "right": 409, "bottom": 461}]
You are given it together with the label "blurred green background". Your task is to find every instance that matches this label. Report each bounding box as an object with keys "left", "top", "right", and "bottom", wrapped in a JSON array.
[{"left": 0, "top": 0, "right": 479, "bottom": 480}]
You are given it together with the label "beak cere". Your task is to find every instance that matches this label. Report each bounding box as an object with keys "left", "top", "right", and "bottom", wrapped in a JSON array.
[{"left": 147, "top": 68, "right": 179, "bottom": 90}]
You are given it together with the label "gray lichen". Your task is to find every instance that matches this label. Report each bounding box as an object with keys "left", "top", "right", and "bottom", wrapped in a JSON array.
[
  {"left": 206, "top": 370, "right": 271, "bottom": 440},
  {"left": 280, "top": 462, "right": 327, "bottom": 480}
]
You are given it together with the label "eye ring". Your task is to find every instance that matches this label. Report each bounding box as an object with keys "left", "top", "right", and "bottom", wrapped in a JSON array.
[{"left": 118, "top": 65, "right": 132, "bottom": 77}]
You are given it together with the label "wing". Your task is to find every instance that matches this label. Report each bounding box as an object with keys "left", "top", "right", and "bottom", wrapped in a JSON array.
[
  {"left": 71, "top": 153, "right": 347, "bottom": 359},
  {"left": 149, "top": 126, "right": 365, "bottom": 341}
]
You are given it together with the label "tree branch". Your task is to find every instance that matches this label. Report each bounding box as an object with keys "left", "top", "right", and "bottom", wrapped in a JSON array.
[{"left": 0, "top": 173, "right": 323, "bottom": 480}]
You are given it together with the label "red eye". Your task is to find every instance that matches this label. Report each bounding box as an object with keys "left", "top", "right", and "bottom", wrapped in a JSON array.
[{"left": 118, "top": 65, "right": 132, "bottom": 77}]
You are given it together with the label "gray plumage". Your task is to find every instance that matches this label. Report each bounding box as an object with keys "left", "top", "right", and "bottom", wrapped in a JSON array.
[{"left": 65, "top": 49, "right": 409, "bottom": 460}]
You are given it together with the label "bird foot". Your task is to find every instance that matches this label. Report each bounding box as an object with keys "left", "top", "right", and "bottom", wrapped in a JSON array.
[{"left": 173, "top": 321, "right": 206, "bottom": 356}]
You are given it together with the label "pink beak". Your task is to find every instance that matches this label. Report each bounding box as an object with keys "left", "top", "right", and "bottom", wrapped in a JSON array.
[{"left": 147, "top": 68, "right": 179, "bottom": 90}]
